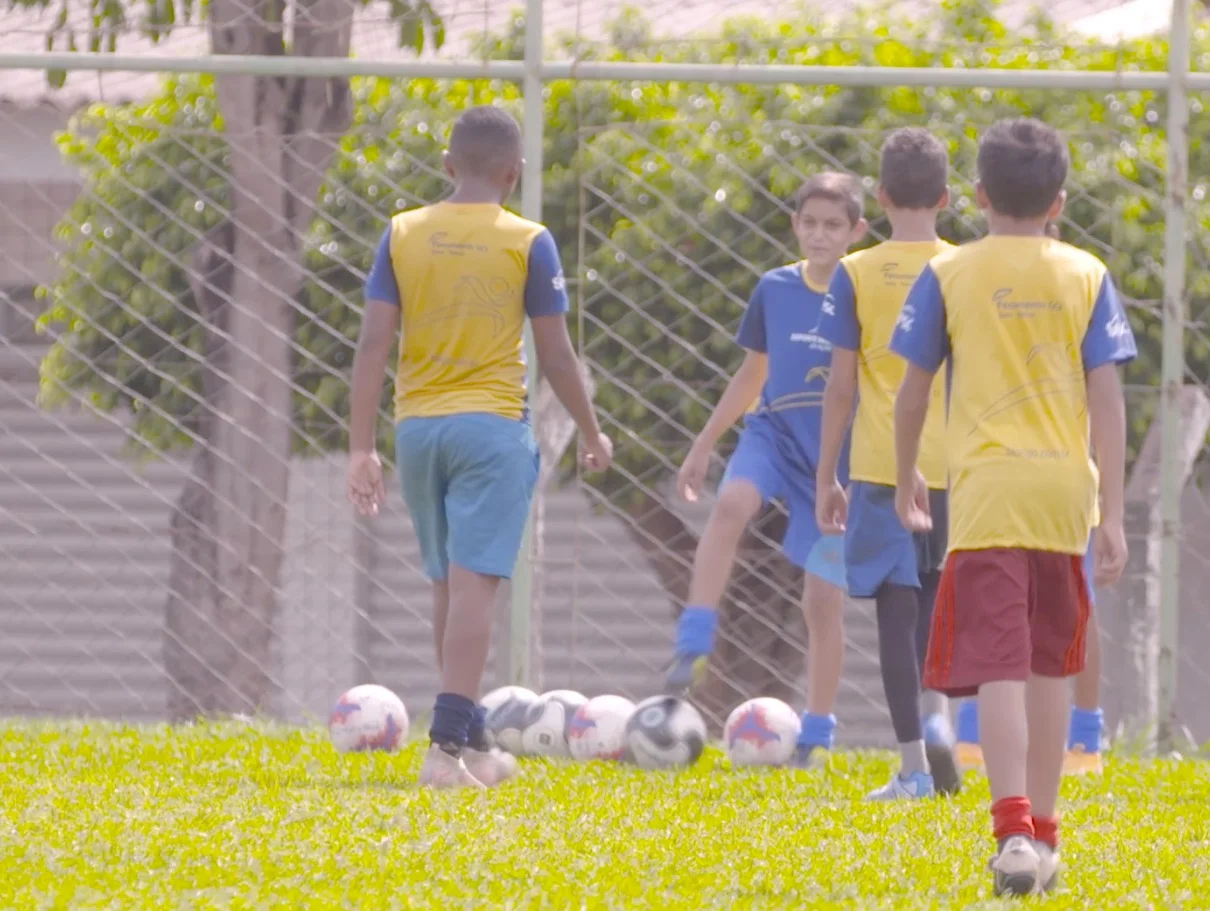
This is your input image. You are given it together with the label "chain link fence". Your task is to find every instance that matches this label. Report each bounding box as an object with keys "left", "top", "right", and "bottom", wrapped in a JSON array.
[{"left": 0, "top": 0, "right": 1206, "bottom": 747}]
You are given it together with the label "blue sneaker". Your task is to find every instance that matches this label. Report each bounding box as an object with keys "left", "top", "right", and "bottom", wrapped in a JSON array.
[
  {"left": 665, "top": 607, "right": 717, "bottom": 694},
  {"left": 923, "top": 713, "right": 962, "bottom": 796},
  {"left": 866, "top": 769, "right": 935, "bottom": 800}
]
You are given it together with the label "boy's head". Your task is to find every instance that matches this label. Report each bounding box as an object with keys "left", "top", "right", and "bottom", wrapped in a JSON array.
[
  {"left": 877, "top": 128, "right": 950, "bottom": 212},
  {"left": 443, "top": 105, "right": 523, "bottom": 198},
  {"left": 976, "top": 118, "right": 1069, "bottom": 222},
  {"left": 791, "top": 171, "right": 867, "bottom": 266}
]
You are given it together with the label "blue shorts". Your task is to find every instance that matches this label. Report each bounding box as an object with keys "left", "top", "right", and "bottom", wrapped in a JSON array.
[
  {"left": 721, "top": 421, "right": 845, "bottom": 589},
  {"left": 395, "top": 413, "right": 539, "bottom": 581},
  {"left": 844, "top": 481, "right": 948, "bottom": 598}
]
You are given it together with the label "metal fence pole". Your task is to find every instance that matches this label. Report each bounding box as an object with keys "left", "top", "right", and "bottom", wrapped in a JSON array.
[
  {"left": 1158, "top": 0, "right": 1191, "bottom": 755},
  {"left": 510, "top": 0, "right": 544, "bottom": 690}
]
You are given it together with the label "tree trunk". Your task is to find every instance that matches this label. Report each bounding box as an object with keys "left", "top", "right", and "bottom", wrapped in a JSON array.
[
  {"left": 622, "top": 493, "right": 803, "bottom": 730},
  {"left": 163, "top": 0, "right": 354, "bottom": 720}
]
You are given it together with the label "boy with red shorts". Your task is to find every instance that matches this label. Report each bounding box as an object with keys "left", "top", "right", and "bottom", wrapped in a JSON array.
[{"left": 888, "top": 118, "right": 1136, "bottom": 896}]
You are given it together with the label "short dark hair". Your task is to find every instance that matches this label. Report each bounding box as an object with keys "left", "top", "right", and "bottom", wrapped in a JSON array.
[
  {"left": 879, "top": 128, "right": 948, "bottom": 209},
  {"left": 448, "top": 105, "right": 522, "bottom": 176},
  {"left": 977, "top": 118, "right": 1069, "bottom": 219},
  {"left": 793, "top": 171, "right": 863, "bottom": 225}
]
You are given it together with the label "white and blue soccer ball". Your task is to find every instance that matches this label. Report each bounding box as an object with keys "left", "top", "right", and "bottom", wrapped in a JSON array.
[
  {"left": 521, "top": 689, "right": 589, "bottom": 757},
  {"left": 568, "top": 694, "right": 635, "bottom": 761},
  {"left": 481, "top": 685, "right": 539, "bottom": 755},
  {"left": 624, "top": 695, "right": 707, "bottom": 770},
  {"left": 328, "top": 684, "right": 409, "bottom": 753},
  {"left": 723, "top": 697, "right": 801, "bottom": 767}
]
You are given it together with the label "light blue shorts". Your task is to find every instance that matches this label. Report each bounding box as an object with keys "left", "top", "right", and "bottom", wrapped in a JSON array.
[
  {"left": 844, "top": 481, "right": 948, "bottom": 598},
  {"left": 395, "top": 413, "right": 539, "bottom": 581}
]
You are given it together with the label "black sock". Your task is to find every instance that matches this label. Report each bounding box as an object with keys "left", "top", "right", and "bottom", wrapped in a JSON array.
[
  {"left": 916, "top": 569, "right": 941, "bottom": 671},
  {"left": 429, "top": 692, "right": 476, "bottom": 756},
  {"left": 876, "top": 583, "right": 923, "bottom": 744},
  {"left": 466, "top": 705, "right": 491, "bottom": 751}
]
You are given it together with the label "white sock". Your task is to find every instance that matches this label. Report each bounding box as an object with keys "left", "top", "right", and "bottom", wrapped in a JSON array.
[{"left": 900, "top": 739, "right": 929, "bottom": 776}]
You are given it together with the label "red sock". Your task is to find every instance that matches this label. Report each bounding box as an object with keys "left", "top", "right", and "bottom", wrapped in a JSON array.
[
  {"left": 1033, "top": 815, "right": 1059, "bottom": 849},
  {"left": 991, "top": 796, "right": 1035, "bottom": 842}
]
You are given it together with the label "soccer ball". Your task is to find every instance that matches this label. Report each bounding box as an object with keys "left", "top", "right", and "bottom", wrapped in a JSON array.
[
  {"left": 520, "top": 689, "right": 588, "bottom": 757},
  {"left": 624, "top": 695, "right": 707, "bottom": 770},
  {"left": 568, "top": 694, "right": 635, "bottom": 761},
  {"left": 723, "top": 697, "right": 802, "bottom": 767},
  {"left": 481, "top": 685, "right": 539, "bottom": 755},
  {"left": 328, "top": 684, "right": 408, "bottom": 753}
]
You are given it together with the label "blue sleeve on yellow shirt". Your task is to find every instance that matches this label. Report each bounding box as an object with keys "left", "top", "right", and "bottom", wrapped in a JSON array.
[
  {"left": 818, "top": 263, "right": 859, "bottom": 350},
  {"left": 524, "top": 229, "right": 570, "bottom": 318},
  {"left": 364, "top": 228, "right": 400, "bottom": 306},
  {"left": 1081, "top": 274, "right": 1137, "bottom": 370},
  {"left": 889, "top": 264, "right": 949, "bottom": 373},
  {"left": 735, "top": 279, "right": 767, "bottom": 352}
]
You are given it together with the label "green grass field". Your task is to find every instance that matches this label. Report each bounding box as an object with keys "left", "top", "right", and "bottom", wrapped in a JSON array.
[{"left": 2, "top": 722, "right": 1207, "bottom": 910}]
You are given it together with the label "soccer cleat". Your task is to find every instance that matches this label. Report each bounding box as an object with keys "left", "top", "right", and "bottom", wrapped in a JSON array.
[
  {"left": 417, "top": 744, "right": 486, "bottom": 791},
  {"left": 1035, "top": 841, "right": 1061, "bottom": 893},
  {"left": 665, "top": 654, "right": 707, "bottom": 695},
  {"left": 989, "top": 835, "right": 1040, "bottom": 897},
  {"left": 866, "top": 770, "right": 935, "bottom": 801},
  {"left": 789, "top": 744, "right": 831, "bottom": 771},
  {"left": 923, "top": 713, "right": 962, "bottom": 796},
  {"left": 955, "top": 741, "right": 985, "bottom": 773},
  {"left": 462, "top": 746, "right": 519, "bottom": 787},
  {"left": 1063, "top": 746, "right": 1103, "bottom": 776}
]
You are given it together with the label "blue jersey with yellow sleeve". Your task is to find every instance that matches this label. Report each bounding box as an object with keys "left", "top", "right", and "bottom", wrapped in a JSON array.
[
  {"left": 889, "top": 236, "right": 1137, "bottom": 554},
  {"left": 819, "top": 240, "right": 952, "bottom": 489},
  {"left": 363, "top": 202, "right": 569, "bottom": 422},
  {"left": 736, "top": 262, "right": 845, "bottom": 478}
]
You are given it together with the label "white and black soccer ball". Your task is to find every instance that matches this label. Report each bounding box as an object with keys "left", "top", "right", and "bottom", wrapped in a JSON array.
[
  {"left": 723, "top": 697, "right": 801, "bottom": 767},
  {"left": 328, "top": 684, "right": 409, "bottom": 753},
  {"left": 520, "top": 689, "right": 588, "bottom": 757},
  {"left": 481, "top": 685, "right": 539, "bottom": 755},
  {"left": 624, "top": 695, "right": 707, "bottom": 770},
  {"left": 568, "top": 694, "right": 635, "bottom": 761}
]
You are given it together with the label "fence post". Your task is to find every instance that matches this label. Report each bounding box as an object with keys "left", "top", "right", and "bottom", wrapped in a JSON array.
[
  {"left": 1158, "top": 0, "right": 1191, "bottom": 755},
  {"left": 510, "top": 0, "right": 545, "bottom": 690}
]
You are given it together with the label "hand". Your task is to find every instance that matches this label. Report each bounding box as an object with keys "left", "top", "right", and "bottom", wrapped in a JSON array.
[
  {"left": 347, "top": 450, "right": 385, "bottom": 517},
  {"left": 579, "top": 431, "right": 613, "bottom": 472},
  {"left": 895, "top": 468, "right": 932, "bottom": 532},
  {"left": 677, "top": 442, "right": 710, "bottom": 503},
  {"left": 816, "top": 478, "right": 848, "bottom": 535},
  {"left": 1093, "top": 518, "right": 1128, "bottom": 586}
]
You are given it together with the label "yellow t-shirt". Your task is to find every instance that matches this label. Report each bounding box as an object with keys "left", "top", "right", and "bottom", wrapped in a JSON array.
[
  {"left": 364, "top": 202, "right": 568, "bottom": 422},
  {"left": 821, "top": 240, "right": 952, "bottom": 488},
  {"left": 888, "top": 236, "right": 1137, "bottom": 554}
]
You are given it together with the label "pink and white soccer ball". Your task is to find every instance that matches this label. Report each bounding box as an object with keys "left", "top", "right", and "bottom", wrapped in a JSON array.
[
  {"left": 723, "top": 697, "right": 801, "bottom": 767},
  {"left": 568, "top": 695, "right": 635, "bottom": 761},
  {"left": 520, "top": 689, "right": 588, "bottom": 757},
  {"left": 328, "top": 684, "right": 409, "bottom": 753}
]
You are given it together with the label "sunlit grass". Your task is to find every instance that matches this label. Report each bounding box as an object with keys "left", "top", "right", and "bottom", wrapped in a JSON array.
[{"left": 1, "top": 721, "right": 1206, "bottom": 909}]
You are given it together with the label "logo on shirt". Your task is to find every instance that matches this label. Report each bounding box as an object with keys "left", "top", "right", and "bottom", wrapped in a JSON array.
[
  {"left": 992, "top": 288, "right": 1063, "bottom": 318},
  {"left": 552, "top": 272, "right": 566, "bottom": 292},
  {"left": 790, "top": 331, "right": 831, "bottom": 352},
  {"left": 880, "top": 262, "right": 921, "bottom": 285},
  {"left": 805, "top": 366, "right": 830, "bottom": 385},
  {"left": 1105, "top": 314, "right": 1131, "bottom": 339},
  {"left": 429, "top": 232, "right": 489, "bottom": 256},
  {"left": 821, "top": 296, "right": 836, "bottom": 317},
  {"left": 895, "top": 304, "right": 915, "bottom": 334}
]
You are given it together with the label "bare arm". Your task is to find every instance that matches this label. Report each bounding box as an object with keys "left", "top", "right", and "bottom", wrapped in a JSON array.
[
  {"left": 692, "top": 351, "right": 768, "bottom": 450},
  {"left": 893, "top": 363, "right": 935, "bottom": 491},
  {"left": 530, "top": 314, "right": 601, "bottom": 439},
  {"left": 348, "top": 299, "right": 399, "bottom": 453},
  {"left": 817, "top": 347, "right": 858, "bottom": 485},
  {"left": 1086, "top": 364, "right": 1127, "bottom": 526}
]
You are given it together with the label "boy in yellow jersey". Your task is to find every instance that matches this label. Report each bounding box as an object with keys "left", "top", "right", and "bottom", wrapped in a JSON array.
[
  {"left": 346, "top": 106, "right": 612, "bottom": 790},
  {"left": 890, "top": 118, "right": 1135, "bottom": 896},
  {"left": 815, "top": 128, "right": 960, "bottom": 799},
  {"left": 665, "top": 173, "right": 867, "bottom": 767},
  {"left": 954, "top": 220, "right": 1107, "bottom": 780}
]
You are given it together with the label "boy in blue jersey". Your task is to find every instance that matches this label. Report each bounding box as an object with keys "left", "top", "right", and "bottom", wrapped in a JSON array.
[
  {"left": 667, "top": 172, "right": 867, "bottom": 767},
  {"left": 347, "top": 106, "right": 612, "bottom": 790},
  {"left": 815, "top": 128, "right": 961, "bottom": 799}
]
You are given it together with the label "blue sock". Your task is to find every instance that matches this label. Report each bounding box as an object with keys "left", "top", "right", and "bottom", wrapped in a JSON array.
[
  {"left": 797, "top": 712, "right": 836, "bottom": 750},
  {"left": 1068, "top": 706, "right": 1103, "bottom": 753},
  {"left": 467, "top": 705, "right": 489, "bottom": 751},
  {"left": 956, "top": 699, "right": 979, "bottom": 744},
  {"left": 430, "top": 692, "right": 476, "bottom": 755}
]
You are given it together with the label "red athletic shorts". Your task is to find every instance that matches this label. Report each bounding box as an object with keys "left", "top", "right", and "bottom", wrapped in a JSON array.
[{"left": 923, "top": 548, "right": 1092, "bottom": 697}]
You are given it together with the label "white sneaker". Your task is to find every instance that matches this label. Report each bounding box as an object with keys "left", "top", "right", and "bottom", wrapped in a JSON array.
[
  {"left": 990, "top": 835, "right": 1040, "bottom": 897},
  {"left": 866, "top": 770, "right": 935, "bottom": 801},
  {"left": 417, "top": 744, "right": 486, "bottom": 791},
  {"left": 463, "top": 747, "right": 519, "bottom": 787},
  {"left": 1035, "top": 841, "right": 1061, "bottom": 893}
]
